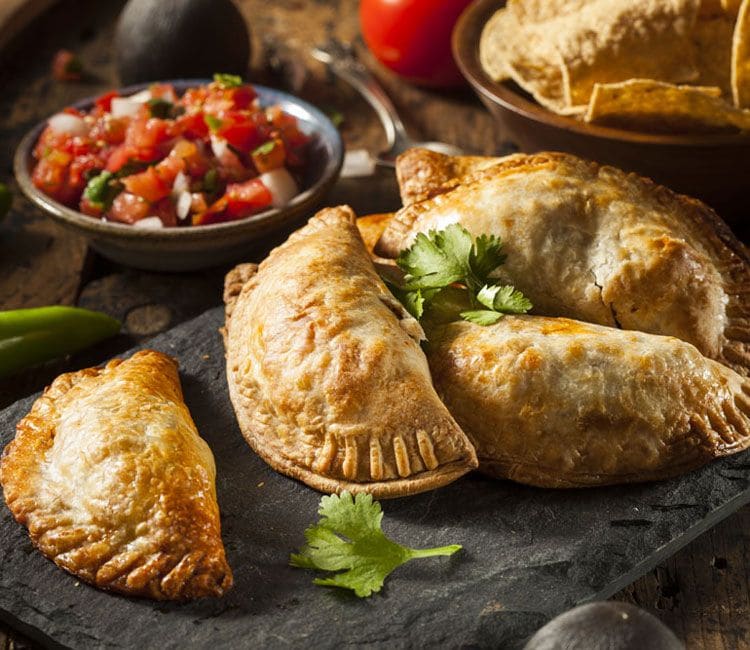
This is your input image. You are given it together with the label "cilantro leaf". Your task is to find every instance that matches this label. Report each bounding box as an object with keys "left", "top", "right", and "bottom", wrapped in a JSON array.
[
  {"left": 213, "top": 73, "right": 244, "bottom": 88},
  {"left": 204, "top": 115, "right": 224, "bottom": 131},
  {"left": 397, "top": 227, "right": 469, "bottom": 289},
  {"left": 460, "top": 310, "right": 504, "bottom": 325},
  {"left": 252, "top": 140, "right": 277, "bottom": 156},
  {"left": 470, "top": 234, "right": 506, "bottom": 284},
  {"left": 424, "top": 286, "right": 473, "bottom": 324},
  {"left": 476, "top": 284, "right": 532, "bottom": 314},
  {"left": 146, "top": 98, "right": 174, "bottom": 119},
  {"left": 386, "top": 224, "right": 531, "bottom": 329},
  {"left": 290, "top": 492, "right": 461, "bottom": 598}
]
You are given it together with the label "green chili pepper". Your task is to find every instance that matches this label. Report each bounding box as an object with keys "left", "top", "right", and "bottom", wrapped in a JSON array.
[{"left": 0, "top": 306, "right": 121, "bottom": 379}]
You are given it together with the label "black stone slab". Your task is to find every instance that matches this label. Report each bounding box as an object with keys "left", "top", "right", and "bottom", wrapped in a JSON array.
[{"left": 2, "top": 306, "right": 750, "bottom": 649}]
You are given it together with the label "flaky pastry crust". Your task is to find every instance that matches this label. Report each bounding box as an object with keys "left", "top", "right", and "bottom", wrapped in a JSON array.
[
  {"left": 0, "top": 350, "right": 232, "bottom": 600},
  {"left": 427, "top": 316, "right": 750, "bottom": 487},
  {"left": 223, "top": 206, "right": 477, "bottom": 498},
  {"left": 378, "top": 149, "right": 750, "bottom": 375}
]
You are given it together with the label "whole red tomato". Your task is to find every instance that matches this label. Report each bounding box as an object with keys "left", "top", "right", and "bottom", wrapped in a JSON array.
[{"left": 359, "top": 0, "right": 473, "bottom": 87}]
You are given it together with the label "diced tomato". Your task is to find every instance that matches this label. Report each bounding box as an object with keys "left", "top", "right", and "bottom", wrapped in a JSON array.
[
  {"left": 94, "top": 91, "right": 119, "bottom": 113},
  {"left": 125, "top": 115, "right": 173, "bottom": 151},
  {"left": 68, "top": 136, "right": 95, "bottom": 157},
  {"left": 169, "top": 140, "right": 210, "bottom": 177},
  {"left": 69, "top": 154, "right": 103, "bottom": 191},
  {"left": 192, "top": 177, "right": 271, "bottom": 225},
  {"left": 151, "top": 197, "right": 178, "bottom": 227},
  {"left": 46, "top": 149, "right": 73, "bottom": 167},
  {"left": 80, "top": 195, "right": 104, "bottom": 218},
  {"left": 31, "top": 157, "right": 77, "bottom": 204},
  {"left": 122, "top": 166, "right": 171, "bottom": 203},
  {"left": 89, "top": 115, "right": 127, "bottom": 145},
  {"left": 224, "top": 177, "right": 272, "bottom": 218},
  {"left": 105, "top": 144, "right": 159, "bottom": 172},
  {"left": 203, "top": 84, "right": 257, "bottom": 114},
  {"left": 251, "top": 139, "right": 286, "bottom": 173},
  {"left": 210, "top": 111, "right": 263, "bottom": 152},
  {"left": 108, "top": 192, "right": 150, "bottom": 224},
  {"left": 192, "top": 197, "right": 226, "bottom": 225},
  {"left": 175, "top": 111, "right": 209, "bottom": 139},
  {"left": 154, "top": 151, "right": 185, "bottom": 185}
]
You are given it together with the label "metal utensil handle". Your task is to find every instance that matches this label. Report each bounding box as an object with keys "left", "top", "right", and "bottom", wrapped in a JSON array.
[{"left": 312, "top": 46, "right": 413, "bottom": 151}]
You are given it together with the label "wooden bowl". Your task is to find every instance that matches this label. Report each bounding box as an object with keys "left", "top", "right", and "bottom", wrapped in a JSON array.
[
  {"left": 15, "top": 80, "right": 343, "bottom": 271},
  {"left": 452, "top": 0, "right": 750, "bottom": 224}
]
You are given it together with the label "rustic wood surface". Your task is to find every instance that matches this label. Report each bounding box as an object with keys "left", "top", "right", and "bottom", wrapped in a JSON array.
[{"left": 0, "top": 0, "right": 748, "bottom": 647}]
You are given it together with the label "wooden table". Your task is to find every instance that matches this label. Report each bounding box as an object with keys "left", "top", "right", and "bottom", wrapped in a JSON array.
[{"left": 0, "top": 1, "right": 748, "bottom": 647}]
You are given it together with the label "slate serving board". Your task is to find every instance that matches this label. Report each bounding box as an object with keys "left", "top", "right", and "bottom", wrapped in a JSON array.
[{"left": 2, "top": 307, "right": 750, "bottom": 649}]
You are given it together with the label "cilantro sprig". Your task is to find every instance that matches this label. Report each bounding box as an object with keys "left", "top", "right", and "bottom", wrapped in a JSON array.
[
  {"left": 390, "top": 224, "right": 531, "bottom": 325},
  {"left": 290, "top": 492, "right": 461, "bottom": 598},
  {"left": 213, "top": 73, "right": 244, "bottom": 88}
]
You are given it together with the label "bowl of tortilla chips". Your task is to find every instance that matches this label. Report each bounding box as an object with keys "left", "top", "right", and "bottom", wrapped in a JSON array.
[{"left": 453, "top": 0, "right": 750, "bottom": 222}]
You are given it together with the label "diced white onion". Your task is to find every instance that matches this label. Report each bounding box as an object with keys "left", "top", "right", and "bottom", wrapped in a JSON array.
[
  {"left": 111, "top": 97, "right": 146, "bottom": 118},
  {"left": 176, "top": 191, "right": 192, "bottom": 220},
  {"left": 172, "top": 171, "right": 189, "bottom": 196},
  {"left": 128, "top": 89, "right": 152, "bottom": 103},
  {"left": 210, "top": 135, "right": 228, "bottom": 158},
  {"left": 260, "top": 168, "right": 299, "bottom": 208},
  {"left": 133, "top": 216, "right": 164, "bottom": 229},
  {"left": 341, "top": 149, "right": 376, "bottom": 178},
  {"left": 48, "top": 113, "right": 88, "bottom": 136}
]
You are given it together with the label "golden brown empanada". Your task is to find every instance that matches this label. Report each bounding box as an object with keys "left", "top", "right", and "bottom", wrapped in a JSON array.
[
  {"left": 223, "top": 206, "right": 477, "bottom": 498},
  {"left": 0, "top": 350, "right": 232, "bottom": 600},
  {"left": 395, "top": 148, "right": 523, "bottom": 206},
  {"left": 378, "top": 150, "right": 750, "bottom": 375},
  {"left": 355, "top": 212, "right": 395, "bottom": 263},
  {"left": 426, "top": 315, "right": 750, "bottom": 488}
]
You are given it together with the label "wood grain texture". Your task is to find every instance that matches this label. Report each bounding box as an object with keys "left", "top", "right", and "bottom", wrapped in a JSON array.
[{"left": 0, "top": 0, "right": 749, "bottom": 647}]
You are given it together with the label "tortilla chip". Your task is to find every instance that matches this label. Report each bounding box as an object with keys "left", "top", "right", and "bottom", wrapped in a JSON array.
[
  {"left": 480, "top": 0, "right": 702, "bottom": 114},
  {"left": 585, "top": 79, "right": 750, "bottom": 132},
  {"left": 557, "top": 0, "right": 701, "bottom": 107},
  {"left": 479, "top": 8, "right": 515, "bottom": 82},
  {"left": 693, "top": 14, "right": 735, "bottom": 95},
  {"left": 723, "top": 0, "right": 744, "bottom": 16},
  {"left": 480, "top": 7, "right": 572, "bottom": 112},
  {"left": 506, "top": 0, "right": 589, "bottom": 23},
  {"left": 732, "top": 0, "right": 750, "bottom": 106}
]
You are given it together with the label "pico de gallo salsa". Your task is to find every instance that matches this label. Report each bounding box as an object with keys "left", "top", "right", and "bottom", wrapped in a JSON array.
[{"left": 31, "top": 74, "right": 309, "bottom": 227}]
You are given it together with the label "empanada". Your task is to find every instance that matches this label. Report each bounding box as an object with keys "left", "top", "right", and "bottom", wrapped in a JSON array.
[
  {"left": 378, "top": 150, "right": 750, "bottom": 374},
  {"left": 0, "top": 350, "right": 232, "bottom": 600},
  {"left": 223, "top": 206, "right": 477, "bottom": 498},
  {"left": 426, "top": 316, "right": 750, "bottom": 487}
]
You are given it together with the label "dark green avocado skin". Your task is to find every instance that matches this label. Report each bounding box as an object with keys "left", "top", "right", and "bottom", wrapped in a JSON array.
[
  {"left": 115, "top": 0, "right": 251, "bottom": 85},
  {"left": 524, "top": 602, "right": 684, "bottom": 650}
]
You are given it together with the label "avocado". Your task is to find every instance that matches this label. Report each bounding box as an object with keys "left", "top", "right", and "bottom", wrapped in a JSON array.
[
  {"left": 524, "top": 602, "right": 684, "bottom": 650},
  {"left": 115, "top": 0, "right": 251, "bottom": 85}
]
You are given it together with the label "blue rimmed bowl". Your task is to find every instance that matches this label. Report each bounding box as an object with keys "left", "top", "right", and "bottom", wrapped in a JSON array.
[{"left": 14, "top": 80, "right": 344, "bottom": 271}]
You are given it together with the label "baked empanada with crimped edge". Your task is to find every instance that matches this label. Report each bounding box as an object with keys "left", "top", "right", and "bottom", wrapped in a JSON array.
[
  {"left": 378, "top": 150, "right": 750, "bottom": 375},
  {"left": 395, "top": 148, "right": 524, "bottom": 206},
  {"left": 223, "top": 205, "right": 477, "bottom": 498},
  {"left": 426, "top": 315, "right": 750, "bottom": 488},
  {"left": 0, "top": 350, "right": 232, "bottom": 600}
]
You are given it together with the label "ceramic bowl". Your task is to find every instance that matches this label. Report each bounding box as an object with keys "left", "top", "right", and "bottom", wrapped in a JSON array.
[
  {"left": 452, "top": 0, "right": 750, "bottom": 223},
  {"left": 14, "top": 80, "right": 344, "bottom": 271}
]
